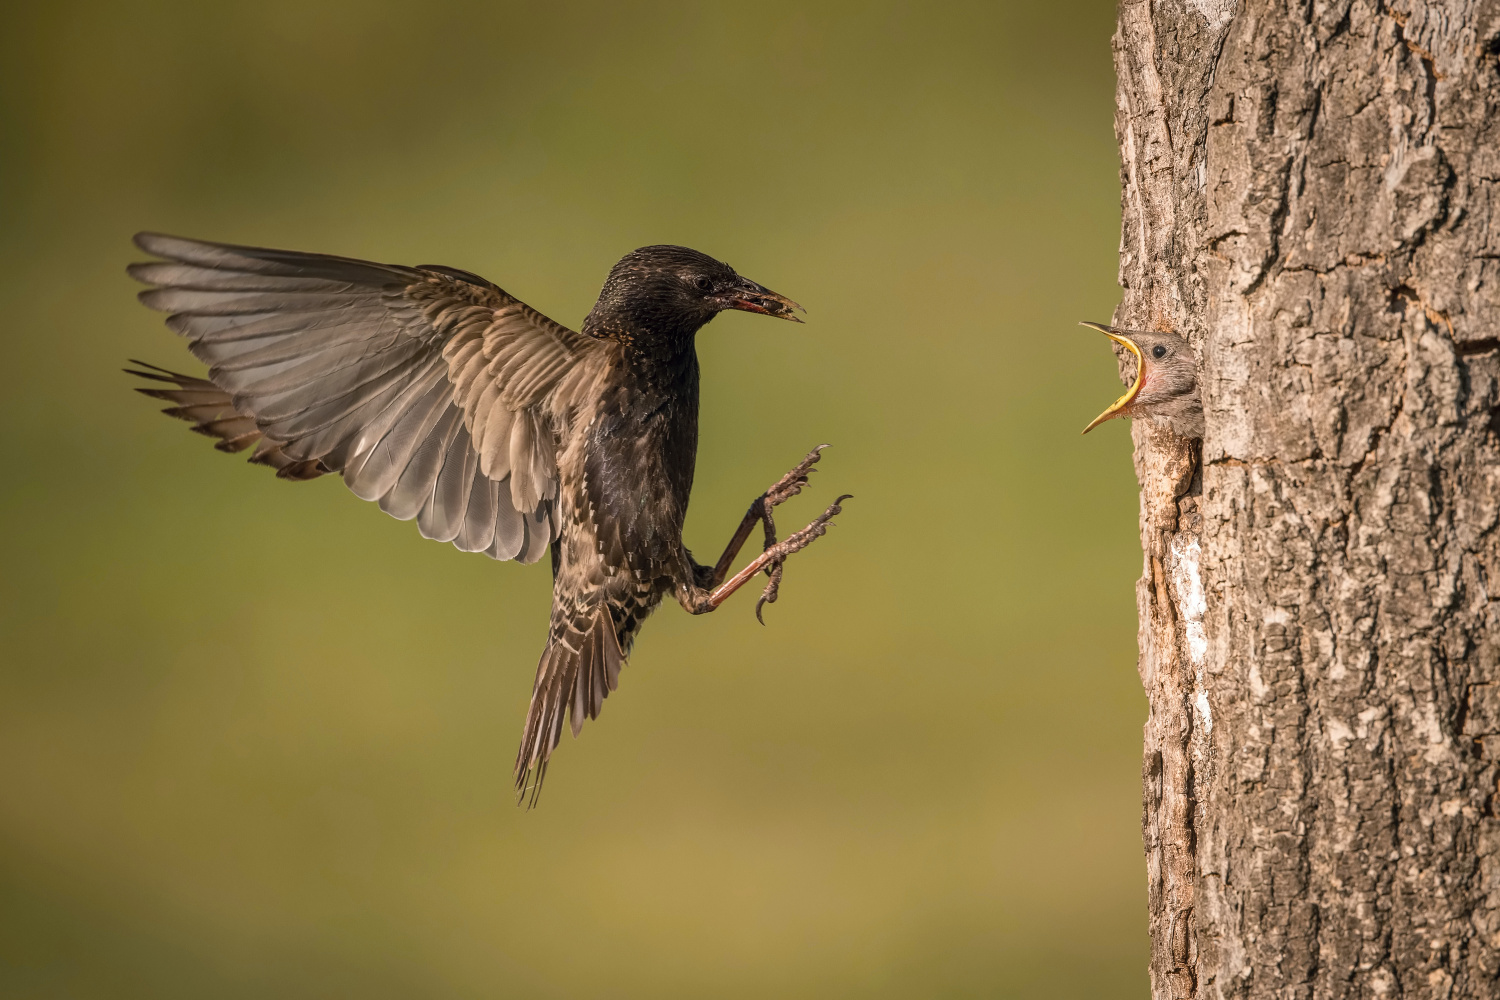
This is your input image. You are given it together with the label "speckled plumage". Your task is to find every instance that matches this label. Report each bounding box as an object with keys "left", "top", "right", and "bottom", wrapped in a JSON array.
[{"left": 127, "top": 234, "right": 845, "bottom": 803}]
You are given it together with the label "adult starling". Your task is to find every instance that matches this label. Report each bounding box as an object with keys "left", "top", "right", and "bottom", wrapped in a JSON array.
[
  {"left": 1079, "top": 321, "right": 1204, "bottom": 439},
  {"left": 126, "top": 233, "right": 849, "bottom": 802}
]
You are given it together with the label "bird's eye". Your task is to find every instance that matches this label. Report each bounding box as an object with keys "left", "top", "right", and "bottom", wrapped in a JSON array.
[
  {"left": 1152, "top": 345, "right": 1168, "bottom": 359},
  {"left": 693, "top": 275, "right": 713, "bottom": 292}
]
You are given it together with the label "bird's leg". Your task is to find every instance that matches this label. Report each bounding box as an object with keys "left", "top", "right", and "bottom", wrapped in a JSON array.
[
  {"left": 708, "top": 445, "right": 826, "bottom": 586},
  {"left": 699, "top": 495, "right": 850, "bottom": 619},
  {"left": 682, "top": 446, "right": 849, "bottom": 621}
]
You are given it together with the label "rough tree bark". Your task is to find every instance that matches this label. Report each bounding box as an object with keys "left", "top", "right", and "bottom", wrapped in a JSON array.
[{"left": 1111, "top": 1, "right": 1500, "bottom": 997}]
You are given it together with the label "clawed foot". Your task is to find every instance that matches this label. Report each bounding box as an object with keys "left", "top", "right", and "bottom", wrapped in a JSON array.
[
  {"left": 699, "top": 445, "right": 850, "bottom": 618},
  {"left": 755, "top": 494, "right": 851, "bottom": 623},
  {"left": 764, "top": 444, "right": 827, "bottom": 508},
  {"left": 751, "top": 445, "right": 841, "bottom": 623},
  {"left": 748, "top": 444, "right": 828, "bottom": 555}
]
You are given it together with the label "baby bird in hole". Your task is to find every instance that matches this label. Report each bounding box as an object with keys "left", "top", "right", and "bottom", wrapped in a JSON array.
[{"left": 1079, "top": 321, "right": 1204, "bottom": 440}]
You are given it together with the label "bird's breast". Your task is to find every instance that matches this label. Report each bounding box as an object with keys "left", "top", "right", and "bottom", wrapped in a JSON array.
[{"left": 575, "top": 361, "right": 699, "bottom": 578}]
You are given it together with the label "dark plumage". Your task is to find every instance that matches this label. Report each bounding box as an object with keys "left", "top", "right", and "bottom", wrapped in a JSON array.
[
  {"left": 127, "top": 233, "right": 848, "bottom": 803},
  {"left": 1079, "top": 321, "right": 1204, "bottom": 439}
]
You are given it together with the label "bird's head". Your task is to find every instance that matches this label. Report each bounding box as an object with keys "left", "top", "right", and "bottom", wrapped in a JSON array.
[
  {"left": 583, "top": 245, "right": 802, "bottom": 348},
  {"left": 1080, "top": 321, "right": 1200, "bottom": 434}
]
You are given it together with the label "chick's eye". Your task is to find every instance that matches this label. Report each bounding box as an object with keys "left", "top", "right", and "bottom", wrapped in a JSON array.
[
  {"left": 693, "top": 275, "right": 713, "bottom": 292},
  {"left": 1152, "top": 345, "right": 1168, "bottom": 359}
]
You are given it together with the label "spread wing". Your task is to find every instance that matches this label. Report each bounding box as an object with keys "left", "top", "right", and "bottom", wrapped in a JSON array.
[{"left": 129, "top": 232, "right": 601, "bottom": 563}]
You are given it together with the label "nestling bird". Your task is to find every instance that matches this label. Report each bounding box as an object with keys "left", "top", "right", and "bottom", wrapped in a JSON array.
[
  {"left": 1079, "top": 321, "right": 1203, "bottom": 439},
  {"left": 126, "top": 233, "right": 849, "bottom": 803}
]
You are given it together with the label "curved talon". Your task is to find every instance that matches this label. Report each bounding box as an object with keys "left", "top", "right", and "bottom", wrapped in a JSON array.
[
  {"left": 764, "top": 444, "right": 829, "bottom": 508},
  {"left": 755, "top": 563, "right": 783, "bottom": 625},
  {"left": 750, "top": 494, "right": 851, "bottom": 623}
]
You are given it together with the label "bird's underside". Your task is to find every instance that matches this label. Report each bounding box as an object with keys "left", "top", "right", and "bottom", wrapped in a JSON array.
[
  {"left": 516, "top": 444, "right": 848, "bottom": 803},
  {"left": 127, "top": 232, "right": 848, "bottom": 805}
]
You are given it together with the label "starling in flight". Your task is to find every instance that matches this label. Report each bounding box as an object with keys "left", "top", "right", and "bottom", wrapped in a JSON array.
[
  {"left": 1079, "top": 321, "right": 1204, "bottom": 439},
  {"left": 126, "top": 234, "right": 849, "bottom": 802}
]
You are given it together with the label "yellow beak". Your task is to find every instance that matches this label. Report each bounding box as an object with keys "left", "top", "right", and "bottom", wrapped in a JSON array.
[{"left": 1080, "top": 321, "right": 1144, "bottom": 434}]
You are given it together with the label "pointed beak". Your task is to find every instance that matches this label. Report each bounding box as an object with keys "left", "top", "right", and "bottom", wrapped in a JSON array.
[
  {"left": 1080, "top": 320, "right": 1145, "bottom": 434},
  {"left": 720, "top": 278, "right": 804, "bottom": 323}
]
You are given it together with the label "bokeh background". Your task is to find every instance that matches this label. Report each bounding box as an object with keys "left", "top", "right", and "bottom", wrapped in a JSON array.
[{"left": 0, "top": 2, "right": 1148, "bottom": 996}]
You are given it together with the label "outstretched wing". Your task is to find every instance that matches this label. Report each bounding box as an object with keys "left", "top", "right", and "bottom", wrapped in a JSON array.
[{"left": 129, "top": 232, "right": 600, "bottom": 563}]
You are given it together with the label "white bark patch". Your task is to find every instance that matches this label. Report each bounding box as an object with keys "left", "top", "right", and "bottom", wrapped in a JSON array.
[
  {"left": 1356, "top": 706, "right": 1386, "bottom": 738},
  {"left": 1170, "top": 535, "right": 1209, "bottom": 663},
  {"left": 1412, "top": 699, "right": 1451, "bottom": 764},
  {"left": 1188, "top": 0, "right": 1237, "bottom": 31},
  {"left": 1171, "top": 535, "right": 1211, "bottom": 732}
]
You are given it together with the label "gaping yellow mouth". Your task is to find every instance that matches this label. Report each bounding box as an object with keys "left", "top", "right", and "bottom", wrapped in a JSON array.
[{"left": 1080, "top": 321, "right": 1144, "bottom": 434}]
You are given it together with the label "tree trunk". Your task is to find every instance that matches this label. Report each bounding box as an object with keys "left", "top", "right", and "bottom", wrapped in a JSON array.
[{"left": 1112, "top": 1, "right": 1500, "bottom": 997}]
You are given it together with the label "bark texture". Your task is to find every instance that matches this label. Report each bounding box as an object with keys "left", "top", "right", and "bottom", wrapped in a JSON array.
[{"left": 1112, "top": 1, "right": 1500, "bottom": 997}]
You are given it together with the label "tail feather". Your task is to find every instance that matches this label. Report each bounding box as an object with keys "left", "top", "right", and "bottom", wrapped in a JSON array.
[
  {"left": 127, "top": 361, "right": 328, "bottom": 480},
  {"left": 514, "top": 606, "right": 624, "bottom": 806}
]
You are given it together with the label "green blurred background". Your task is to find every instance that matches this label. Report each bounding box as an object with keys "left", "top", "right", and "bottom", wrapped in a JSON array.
[{"left": 0, "top": 1, "right": 1148, "bottom": 996}]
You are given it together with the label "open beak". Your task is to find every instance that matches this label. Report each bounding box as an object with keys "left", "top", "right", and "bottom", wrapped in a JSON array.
[
  {"left": 720, "top": 278, "right": 804, "bottom": 323},
  {"left": 1080, "top": 320, "right": 1144, "bottom": 434}
]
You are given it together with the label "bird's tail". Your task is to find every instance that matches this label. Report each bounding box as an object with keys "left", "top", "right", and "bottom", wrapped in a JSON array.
[
  {"left": 514, "top": 604, "right": 624, "bottom": 807},
  {"left": 126, "top": 362, "right": 327, "bottom": 480}
]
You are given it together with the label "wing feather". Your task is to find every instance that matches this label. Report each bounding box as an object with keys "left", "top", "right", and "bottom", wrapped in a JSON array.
[
  {"left": 487, "top": 497, "right": 526, "bottom": 562},
  {"left": 421, "top": 423, "right": 479, "bottom": 544},
  {"left": 478, "top": 391, "right": 516, "bottom": 482},
  {"left": 346, "top": 373, "right": 454, "bottom": 502},
  {"left": 381, "top": 405, "right": 464, "bottom": 521},
  {"left": 515, "top": 506, "right": 551, "bottom": 567},
  {"left": 455, "top": 476, "right": 499, "bottom": 554},
  {"left": 130, "top": 232, "right": 600, "bottom": 563},
  {"left": 508, "top": 409, "right": 539, "bottom": 512}
]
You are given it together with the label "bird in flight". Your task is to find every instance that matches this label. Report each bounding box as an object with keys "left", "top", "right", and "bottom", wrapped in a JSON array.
[
  {"left": 127, "top": 233, "right": 849, "bottom": 804},
  {"left": 1079, "top": 321, "right": 1204, "bottom": 439}
]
